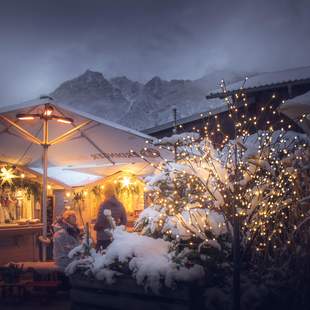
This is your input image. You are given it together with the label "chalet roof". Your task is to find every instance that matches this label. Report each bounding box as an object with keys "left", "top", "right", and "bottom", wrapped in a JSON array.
[
  {"left": 282, "top": 90, "right": 310, "bottom": 107},
  {"left": 146, "top": 66, "right": 310, "bottom": 136},
  {"left": 207, "top": 65, "right": 310, "bottom": 99},
  {"left": 144, "top": 98, "right": 226, "bottom": 134}
]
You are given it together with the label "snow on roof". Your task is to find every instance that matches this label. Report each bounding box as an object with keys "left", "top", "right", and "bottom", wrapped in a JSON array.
[
  {"left": 282, "top": 90, "right": 310, "bottom": 108},
  {"left": 208, "top": 66, "right": 310, "bottom": 97},
  {"left": 144, "top": 97, "right": 226, "bottom": 134},
  {"left": 155, "top": 132, "right": 200, "bottom": 145},
  {"left": 278, "top": 91, "right": 310, "bottom": 135}
]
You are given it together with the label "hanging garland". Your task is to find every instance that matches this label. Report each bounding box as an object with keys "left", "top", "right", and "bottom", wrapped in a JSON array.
[
  {"left": 9, "top": 179, "right": 42, "bottom": 201},
  {"left": 91, "top": 185, "right": 103, "bottom": 198},
  {"left": 0, "top": 165, "right": 41, "bottom": 201},
  {"left": 114, "top": 179, "right": 140, "bottom": 197},
  {"left": 72, "top": 191, "right": 86, "bottom": 225},
  {"left": 72, "top": 191, "right": 85, "bottom": 204}
]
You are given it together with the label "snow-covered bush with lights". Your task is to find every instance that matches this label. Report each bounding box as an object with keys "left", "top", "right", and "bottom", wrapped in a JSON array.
[
  {"left": 65, "top": 81, "right": 310, "bottom": 307},
  {"left": 135, "top": 125, "right": 310, "bottom": 304},
  {"left": 143, "top": 131, "right": 309, "bottom": 243},
  {"left": 66, "top": 226, "right": 204, "bottom": 293},
  {"left": 65, "top": 122, "right": 310, "bottom": 307},
  {"left": 135, "top": 133, "right": 234, "bottom": 289}
]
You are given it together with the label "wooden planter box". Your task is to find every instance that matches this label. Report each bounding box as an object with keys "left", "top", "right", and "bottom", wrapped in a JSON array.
[{"left": 69, "top": 274, "right": 204, "bottom": 310}]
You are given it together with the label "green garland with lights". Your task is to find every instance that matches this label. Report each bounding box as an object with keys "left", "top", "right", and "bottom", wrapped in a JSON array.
[{"left": 0, "top": 165, "right": 41, "bottom": 201}]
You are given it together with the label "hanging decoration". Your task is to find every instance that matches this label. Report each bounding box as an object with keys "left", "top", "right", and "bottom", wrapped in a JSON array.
[
  {"left": 91, "top": 185, "right": 104, "bottom": 198},
  {"left": 72, "top": 191, "right": 86, "bottom": 226},
  {"left": 0, "top": 165, "right": 41, "bottom": 200},
  {"left": 0, "top": 166, "right": 18, "bottom": 186},
  {"left": 115, "top": 176, "right": 141, "bottom": 214}
]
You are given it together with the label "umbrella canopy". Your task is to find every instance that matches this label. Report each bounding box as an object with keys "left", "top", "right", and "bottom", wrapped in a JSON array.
[
  {"left": 65, "top": 162, "right": 156, "bottom": 179},
  {"left": 31, "top": 166, "right": 102, "bottom": 187},
  {"left": 278, "top": 91, "right": 310, "bottom": 135},
  {"left": 0, "top": 96, "right": 172, "bottom": 261},
  {"left": 0, "top": 97, "right": 171, "bottom": 185}
]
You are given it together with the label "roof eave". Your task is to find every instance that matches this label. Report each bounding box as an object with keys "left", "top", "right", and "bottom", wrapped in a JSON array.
[
  {"left": 144, "top": 104, "right": 228, "bottom": 135},
  {"left": 206, "top": 78, "right": 310, "bottom": 99}
]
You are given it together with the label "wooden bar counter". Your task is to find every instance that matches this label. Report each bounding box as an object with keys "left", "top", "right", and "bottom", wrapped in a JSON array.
[{"left": 0, "top": 224, "right": 43, "bottom": 265}]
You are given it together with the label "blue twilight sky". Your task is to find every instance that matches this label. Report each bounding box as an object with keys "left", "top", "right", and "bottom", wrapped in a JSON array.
[{"left": 0, "top": 0, "right": 309, "bottom": 105}]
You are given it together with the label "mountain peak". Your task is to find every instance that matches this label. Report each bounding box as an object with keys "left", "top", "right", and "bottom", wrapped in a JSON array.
[
  {"left": 111, "top": 76, "right": 131, "bottom": 83},
  {"left": 148, "top": 76, "right": 162, "bottom": 83},
  {"left": 145, "top": 76, "right": 164, "bottom": 90},
  {"left": 51, "top": 69, "right": 247, "bottom": 131},
  {"left": 78, "top": 69, "right": 106, "bottom": 83}
]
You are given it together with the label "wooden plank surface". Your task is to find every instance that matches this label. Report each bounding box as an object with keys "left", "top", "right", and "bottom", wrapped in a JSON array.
[
  {"left": 0, "top": 226, "right": 42, "bottom": 265},
  {"left": 71, "top": 288, "right": 189, "bottom": 310}
]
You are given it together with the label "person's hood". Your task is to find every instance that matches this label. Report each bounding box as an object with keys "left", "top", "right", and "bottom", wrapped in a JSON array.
[
  {"left": 52, "top": 217, "right": 77, "bottom": 233},
  {"left": 52, "top": 217, "right": 64, "bottom": 232}
]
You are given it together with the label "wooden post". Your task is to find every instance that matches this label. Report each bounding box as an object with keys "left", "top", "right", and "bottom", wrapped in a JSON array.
[
  {"left": 233, "top": 143, "right": 241, "bottom": 310},
  {"left": 85, "top": 222, "right": 90, "bottom": 256},
  {"left": 233, "top": 213, "right": 240, "bottom": 310},
  {"left": 173, "top": 108, "right": 177, "bottom": 161}
]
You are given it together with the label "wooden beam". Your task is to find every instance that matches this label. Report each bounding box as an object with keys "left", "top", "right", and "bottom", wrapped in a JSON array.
[
  {"left": 48, "top": 120, "right": 91, "bottom": 145},
  {"left": 0, "top": 115, "right": 42, "bottom": 145}
]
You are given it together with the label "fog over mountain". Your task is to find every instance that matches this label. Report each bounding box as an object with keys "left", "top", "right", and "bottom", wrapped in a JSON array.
[
  {"left": 51, "top": 69, "right": 247, "bottom": 130},
  {"left": 1, "top": 0, "right": 310, "bottom": 106}
]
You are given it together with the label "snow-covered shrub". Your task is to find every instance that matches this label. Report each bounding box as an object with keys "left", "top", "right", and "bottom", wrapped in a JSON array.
[
  {"left": 136, "top": 128, "right": 310, "bottom": 291},
  {"left": 66, "top": 126, "right": 310, "bottom": 306},
  {"left": 66, "top": 227, "right": 204, "bottom": 293}
]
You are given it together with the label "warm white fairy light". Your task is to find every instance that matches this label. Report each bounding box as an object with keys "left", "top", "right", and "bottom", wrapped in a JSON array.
[{"left": 135, "top": 79, "right": 309, "bottom": 261}]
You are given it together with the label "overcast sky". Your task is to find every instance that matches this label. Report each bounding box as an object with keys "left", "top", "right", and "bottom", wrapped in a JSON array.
[{"left": 0, "top": 0, "right": 310, "bottom": 105}]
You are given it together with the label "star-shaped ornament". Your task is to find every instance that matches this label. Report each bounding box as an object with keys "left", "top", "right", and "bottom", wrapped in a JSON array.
[{"left": 0, "top": 166, "right": 18, "bottom": 186}]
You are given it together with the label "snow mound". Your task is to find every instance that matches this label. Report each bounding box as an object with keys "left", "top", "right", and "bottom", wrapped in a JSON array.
[
  {"left": 103, "top": 227, "right": 170, "bottom": 265},
  {"left": 66, "top": 227, "right": 205, "bottom": 293}
]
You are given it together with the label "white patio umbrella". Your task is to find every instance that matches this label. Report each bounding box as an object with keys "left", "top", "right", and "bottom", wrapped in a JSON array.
[
  {"left": 0, "top": 96, "right": 171, "bottom": 260},
  {"left": 278, "top": 91, "right": 310, "bottom": 135},
  {"left": 64, "top": 162, "right": 157, "bottom": 179}
]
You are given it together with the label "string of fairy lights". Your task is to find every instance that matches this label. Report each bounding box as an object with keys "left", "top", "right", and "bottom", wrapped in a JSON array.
[{"left": 134, "top": 78, "right": 310, "bottom": 258}]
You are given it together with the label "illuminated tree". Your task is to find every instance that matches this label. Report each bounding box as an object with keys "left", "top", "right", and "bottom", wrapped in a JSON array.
[{"left": 135, "top": 80, "right": 310, "bottom": 308}]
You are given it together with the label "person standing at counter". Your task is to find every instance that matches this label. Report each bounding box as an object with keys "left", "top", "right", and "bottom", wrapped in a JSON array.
[
  {"left": 94, "top": 183, "right": 127, "bottom": 251},
  {"left": 0, "top": 188, "right": 16, "bottom": 224},
  {"left": 53, "top": 210, "right": 81, "bottom": 270},
  {"left": 0, "top": 200, "right": 10, "bottom": 224}
]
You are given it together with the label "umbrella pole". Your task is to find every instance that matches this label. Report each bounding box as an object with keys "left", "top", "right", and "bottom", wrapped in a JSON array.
[
  {"left": 42, "top": 145, "right": 48, "bottom": 261},
  {"left": 42, "top": 117, "right": 49, "bottom": 261}
]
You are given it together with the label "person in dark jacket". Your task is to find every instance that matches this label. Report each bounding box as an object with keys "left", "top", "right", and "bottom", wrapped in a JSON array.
[{"left": 94, "top": 183, "right": 127, "bottom": 251}]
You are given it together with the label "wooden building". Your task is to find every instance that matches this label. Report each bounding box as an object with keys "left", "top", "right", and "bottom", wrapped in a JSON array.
[{"left": 144, "top": 66, "right": 310, "bottom": 141}]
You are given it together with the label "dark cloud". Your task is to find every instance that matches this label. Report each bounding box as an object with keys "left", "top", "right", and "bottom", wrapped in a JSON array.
[{"left": 0, "top": 0, "right": 309, "bottom": 104}]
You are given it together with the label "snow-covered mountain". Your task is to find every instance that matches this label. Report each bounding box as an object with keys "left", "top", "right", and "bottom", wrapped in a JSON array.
[{"left": 51, "top": 69, "right": 248, "bottom": 131}]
